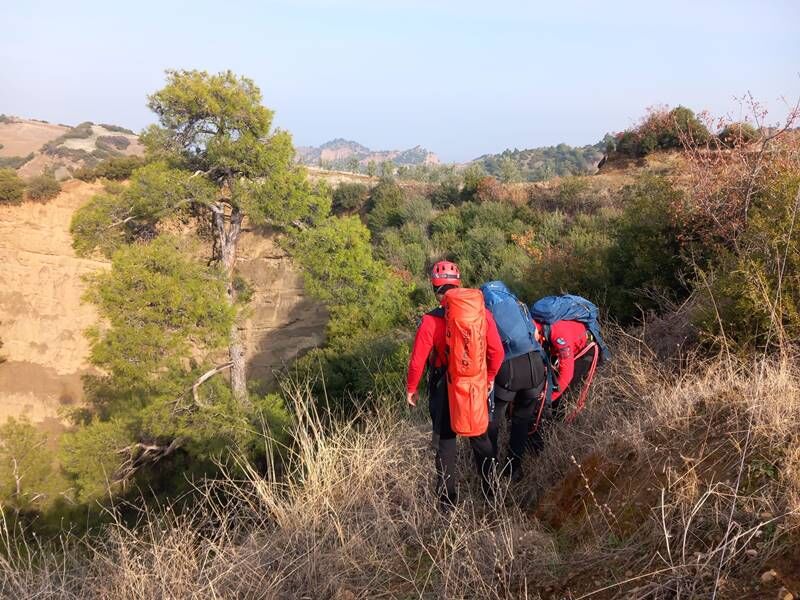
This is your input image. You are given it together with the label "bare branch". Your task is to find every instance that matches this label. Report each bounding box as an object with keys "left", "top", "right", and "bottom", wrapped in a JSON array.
[{"left": 192, "top": 361, "right": 234, "bottom": 406}]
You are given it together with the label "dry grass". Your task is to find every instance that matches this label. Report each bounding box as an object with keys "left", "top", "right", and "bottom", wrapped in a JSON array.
[{"left": 1, "top": 341, "right": 798, "bottom": 599}]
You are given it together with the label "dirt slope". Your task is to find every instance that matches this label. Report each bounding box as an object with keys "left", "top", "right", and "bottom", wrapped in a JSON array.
[{"left": 0, "top": 119, "right": 68, "bottom": 157}]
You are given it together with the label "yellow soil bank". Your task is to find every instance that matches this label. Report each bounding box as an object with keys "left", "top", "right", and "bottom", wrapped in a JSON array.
[{"left": 0, "top": 180, "right": 107, "bottom": 424}]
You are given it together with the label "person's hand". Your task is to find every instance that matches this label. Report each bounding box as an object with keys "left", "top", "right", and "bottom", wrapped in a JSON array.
[
  {"left": 407, "top": 391, "right": 418, "bottom": 407},
  {"left": 487, "top": 380, "right": 495, "bottom": 394}
]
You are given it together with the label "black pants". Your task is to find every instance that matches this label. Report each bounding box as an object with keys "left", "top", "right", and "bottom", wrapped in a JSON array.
[
  {"left": 429, "top": 373, "right": 494, "bottom": 502},
  {"left": 530, "top": 351, "right": 594, "bottom": 452},
  {"left": 551, "top": 351, "right": 594, "bottom": 420},
  {"left": 489, "top": 352, "right": 546, "bottom": 471}
]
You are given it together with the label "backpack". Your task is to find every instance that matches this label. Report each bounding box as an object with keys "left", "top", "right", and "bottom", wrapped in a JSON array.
[
  {"left": 443, "top": 288, "right": 489, "bottom": 437},
  {"left": 480, "top": 280, "right": 546, "bottom": 362},
  {"left": 529, "top": 294, "right": 610, "bottom": 362}
]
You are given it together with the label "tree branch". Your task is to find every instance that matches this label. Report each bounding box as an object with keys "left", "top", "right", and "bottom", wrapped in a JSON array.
[
  {"left": 113, "top": 437, "right": 184, "bottom": 485},
  {"left": 192, "top": 361, "right": 234, "bottom": 406}
]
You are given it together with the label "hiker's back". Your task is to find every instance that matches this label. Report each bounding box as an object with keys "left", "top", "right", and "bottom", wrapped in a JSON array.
[{"left": 530, "top": 294, "right": 609, "bottom": 361}]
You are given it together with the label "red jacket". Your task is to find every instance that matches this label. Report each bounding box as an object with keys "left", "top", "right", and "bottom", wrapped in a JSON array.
[
  {"left": 541, "top": 320, "right": 590, "bottom": 401},
  {"left": 406, "top": 307, "right": 504, "bottom": 394}
]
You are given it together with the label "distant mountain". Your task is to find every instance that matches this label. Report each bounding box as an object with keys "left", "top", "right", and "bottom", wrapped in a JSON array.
[
  {"left": 472, "top": 139, "right": 610, "bottom": 182},
  {"left": 296, "top": 138, "right": 440, "bottom": 170}
]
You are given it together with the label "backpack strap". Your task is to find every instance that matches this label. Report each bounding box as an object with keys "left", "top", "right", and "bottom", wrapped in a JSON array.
[
  {"left": 565, "top": 342, "right": 600, "bottom": 423},
  {"left": 428, "top": 306, "right": 445, "bottom": 318},
  {"left": 425, "top": 306, "right": 446, "bottom": 374}
]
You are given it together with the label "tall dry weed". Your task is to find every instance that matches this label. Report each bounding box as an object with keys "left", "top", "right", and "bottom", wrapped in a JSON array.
[{"left": 1, "top": 340, "right": 798, "bottom": 599}]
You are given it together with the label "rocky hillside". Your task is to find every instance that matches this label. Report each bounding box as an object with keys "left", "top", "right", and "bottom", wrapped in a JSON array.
[
  {"left": 296, "top": 138, "right": 439, "bottom": 170},
  {"left": 0, "top": 180, "right": 326, "bottom": 426},
  {"left": 0, "top": 115, "right": 144, "bottom": 179}
]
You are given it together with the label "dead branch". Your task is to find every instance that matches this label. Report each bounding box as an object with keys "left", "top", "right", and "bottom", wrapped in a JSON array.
[{"left": 192, "top": 361, "right": 234, "bottom": 406}]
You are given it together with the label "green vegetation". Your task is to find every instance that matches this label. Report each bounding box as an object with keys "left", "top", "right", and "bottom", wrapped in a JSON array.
[
  {"left": 332, "top": 181, "right": 369, "bottom": 213},
  {"left": 0, "top": 168, "right": 26, "bottom": 204},
  {"left": 699, "top": 173, "right": 800, "bottom": 346},
  {"left": 718, "top": 121, "right": 760, "bottom": 146},
  {"left": 25, "top": 174, "right": 61, "bottom": 201},
  {"left": 613, "top": 105, "right": 711, "bottom": 157},
  {"left": 288, "top": 214, "right": 413, "bottom": 404},
  {"left": 474, "top": 141, "right": 606, "bottom": 182},
  {"left": 61, "top": 121, "right": 94, "bottom": 140},
  {"left": 0, "top": 152, "right": 34, "bottom": 169},
  {"left": 62, "top": 236, "right": 239, "bottom": 500},
  {"left": 99, "top": 123, "right": 135, "bottom": 134},
  {"left": 0, "top": 418, "right": 63, "bottom": 513},
  {"left": 53, "top": 69, "right": 335, "bottom": 511},
  {"left": 73, "top": 69, "right": 329, "bottom": 406},
  {"left": 5, "top": 83, "right": 799, "bottom": 598},
  {"left": 96, "top": 135, "right": 130, "bottom": 151},
  {"left": 73, "top": 155, "right": 147, "bottom": 181}
]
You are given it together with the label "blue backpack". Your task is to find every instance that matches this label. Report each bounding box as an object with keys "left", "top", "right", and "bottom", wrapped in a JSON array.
[
  {"left": 529, "top": 294, "right": 611, "bottom": 362},
  {"left": 480, "top": 281, "right": 545, "bottom": 362}
]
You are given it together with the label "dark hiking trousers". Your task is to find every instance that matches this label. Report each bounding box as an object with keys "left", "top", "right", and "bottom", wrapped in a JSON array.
[
  {"left": 529, "top": 351, "right": 594, "bottom": 453},
  {"left": 429, "top": 371, "right": 494, "bottom": 505},
  {"left": 490, "top": 351, "right": 546, "bottom": 473}
]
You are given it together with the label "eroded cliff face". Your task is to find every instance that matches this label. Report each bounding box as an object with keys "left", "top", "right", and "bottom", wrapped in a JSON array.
[
  {"left": 0, "top": 182, "right": 326, "bottom": 424},
  {"left": 236, "top": 227, "right": 327, "bottom": 384},
  {"left": 0, "top": 180, "right": 107, "bottom": 425}
]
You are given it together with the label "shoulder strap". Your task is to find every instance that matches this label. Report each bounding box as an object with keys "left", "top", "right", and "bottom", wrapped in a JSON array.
[{"left": 428, "top": 306, "right": 445, "bottom": 318}]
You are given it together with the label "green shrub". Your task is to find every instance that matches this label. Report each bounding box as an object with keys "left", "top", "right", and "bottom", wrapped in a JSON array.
[
  {"left": 26, "top": 174, "right": 61, "bottom": 201},
  {"left": 428, "top": 178, "right": 462, "bottom": 208},
  {"left": 367, "top": 179, "right": 406, "bottom": 232},
  {"left": 74, "top": 155, "right": 147, "bottom": 181},
  {"left": 96, "top": 135, "right": 131, "bottom": 151},
  {"left": 332, "top": 182, "right": 369, "bottom": 212},
  {"left": 290, "top": 215, "right": 413, "bottom": 344},
  {"left": 61, "top": 121, "right": 94, "bottom": 140},
  {"left": 555, "top": 176, "right": 598, "bottom": 213},
  {"left": 605, "top": 176, "right": 686, "bottom": 321},
  {"left": 0, "top": 418, "right": 61, "bottom": 511},
  {"left": 0, "top": 153, "right": 34, "bottom": 169},
  {"left": 43, "top": 144, "right": 93, "bottom": 161},
  {"left": 698, "top": 174, "right": 800, "bottom": 347},
  {"left": 291, "top": 333, "right": 410, "bottom": 411},
  {"left": 99, "top": 123, "right": 135, "bottom": 134},
  {"left": 615, "top": 131, "right": 641, "bottom": 157},
  {"left": 616, "top": 106, "right": 711, "bottom": 157},
  {"left": 0, "top": 168, "right": 25, "bottom": 204},
  {"left": 718, "top": 122, "right": 760, "bottom": 147}
]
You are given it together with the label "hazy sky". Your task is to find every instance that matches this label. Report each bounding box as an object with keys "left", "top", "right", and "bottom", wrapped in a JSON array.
[{"left": 1, "top": 0, "right": 798, "bottom": 161}]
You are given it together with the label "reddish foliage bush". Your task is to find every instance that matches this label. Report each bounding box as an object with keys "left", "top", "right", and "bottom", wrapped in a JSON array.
[{"left": 474, "top": 176, "right": 506, "bottom": 203}]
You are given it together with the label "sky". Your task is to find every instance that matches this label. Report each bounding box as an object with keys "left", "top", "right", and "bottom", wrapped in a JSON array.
[{"left": 1, "top": 0, "right": 798, "bottom": 162}]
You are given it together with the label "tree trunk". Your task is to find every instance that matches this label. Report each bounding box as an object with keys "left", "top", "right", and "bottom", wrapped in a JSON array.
[{"left": 212, "top": 204, "right": 249, "bottom": 406}]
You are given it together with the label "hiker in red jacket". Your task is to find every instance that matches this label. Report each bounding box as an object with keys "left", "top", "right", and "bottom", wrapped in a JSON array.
[
  {"left": 406, "top": 261, "right": 504, "bottom": 508},
  {"left": 534, "top": 319, "right": 600, "bottom": 421}
]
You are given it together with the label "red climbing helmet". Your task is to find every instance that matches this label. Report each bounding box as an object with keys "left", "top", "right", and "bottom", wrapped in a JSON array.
[{"left": 430, "top": 261, "right": 462, "bottom": 288}]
